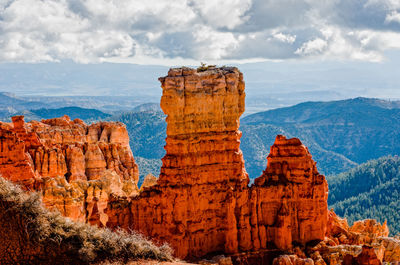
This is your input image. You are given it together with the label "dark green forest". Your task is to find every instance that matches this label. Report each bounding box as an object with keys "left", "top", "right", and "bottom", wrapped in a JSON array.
[{"left": 328, "top": 156, "right": 400, "bottom": 235}]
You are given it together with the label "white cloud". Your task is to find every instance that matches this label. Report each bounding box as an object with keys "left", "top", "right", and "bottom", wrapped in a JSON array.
[
  {"left": 385, "top": 11, "right": 400, "bottom": 24},
  {"left": 272, "top": 33, "right": 296, "bottom": 44},
  {"left": 365, "top": 0, "right": 400, "bottom": 9},
  {"left": 295, "top": 38, "right": 327, "bottom": 56},
  {"left": 0, "top": 0, "right": 400, "bottom": 64},
  {"left": 189, "top": 0, "right": 251, "bottom": 30},
  {"left": 192, "top": 25, "right": 239, "bottom": 59},
  {"left": 355, "top": 30, "right": 400, "bottom": 50}
]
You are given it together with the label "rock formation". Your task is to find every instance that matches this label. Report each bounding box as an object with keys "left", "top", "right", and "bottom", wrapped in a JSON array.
[
  {"left": 312, "top": 210, "right": 400, "bottom": 264},
  {"left": 140, "top": 173, "right": 158, "bottom": 190},
  {"left": 251, "top": 135, "right": 328, "bottom": 250},
  {"left": 128, "top": 67, "right": 329, "bottom": 261},
  {"left": 1, "top": 66, "right": 399, "bottom": 264},
  {"left": 128, "top": 66, "right": 399, "bottom": 264},
  {"left": 0, "top": 115, "right": 139, "bottom": 226},
  {"left": 130, "top": 67, "right": 249, "bottom": 259}
]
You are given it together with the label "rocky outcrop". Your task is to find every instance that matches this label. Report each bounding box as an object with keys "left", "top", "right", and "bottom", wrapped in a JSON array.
[
  {"left": 0, "top": 119, "right": 37, "bottom": 186},
  {"left": 296, "top": 210, "right": 396, "bottom": 264},
  {"left": 127, "top": 67, "right": 399, "bottom": 264},
  {"left": 326, "top": 210, "right": 389, "bottom": 246},
  {"left": 272, "top": 255, "right": 314, "bottom": 265},
  {"left": 130, "top": 67, "right": 249, "bottom": 259},
  {"left": 0, "top": 115, "right": 139, "bottom": 226},
  {"left": 342, "top": 245, "right": 383, "bottom": 265},
  {"left": 140, "top": 174, "right": 158, "bottom": 190},
  {"left": 251, "top": 135, "right": 328, "bottom": 250},
  {"left": 128, "top": 67, "right": 328, "bottom": 260}
]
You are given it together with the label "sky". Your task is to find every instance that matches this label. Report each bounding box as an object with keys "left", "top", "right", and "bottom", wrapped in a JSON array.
[
  {"left": 1, "top": 0, "right": 400, "bottom": 64},
  {"left": 0, "top": 0, "right": 400, "bottom": 102}
]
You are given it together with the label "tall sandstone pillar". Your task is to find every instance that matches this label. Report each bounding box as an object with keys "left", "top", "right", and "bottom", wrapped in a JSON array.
[
  {"left": 131, "top": 67, "right": 250, "bottom": 259},
  {"left": 159, "top": 67, "right": 248, "bottom": 186}
]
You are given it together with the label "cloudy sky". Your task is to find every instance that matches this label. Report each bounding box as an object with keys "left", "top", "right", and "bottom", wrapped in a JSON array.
[{"left": 1, "top": 0, "right": 400, "bottom": 64}]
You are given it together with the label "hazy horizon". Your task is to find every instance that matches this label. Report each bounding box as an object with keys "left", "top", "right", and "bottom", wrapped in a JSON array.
[
  {"left": 1, "top": 51, "right": 400, "bottom": 113},
  {"left": 2, "top": 0, "right": 400, "bottom": 112}
]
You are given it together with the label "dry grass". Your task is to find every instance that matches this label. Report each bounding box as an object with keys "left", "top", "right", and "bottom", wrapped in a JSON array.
[
  {"left": 196, "top": 63, "right": 216, "bottom": 72},
  {"left": 0, "top": 177, "right": 173, "bottom": 264}
]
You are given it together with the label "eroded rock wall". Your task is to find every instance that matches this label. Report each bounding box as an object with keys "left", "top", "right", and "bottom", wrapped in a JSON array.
[{"left": 0, "top": 115, "right": 139, "bottom": 226}]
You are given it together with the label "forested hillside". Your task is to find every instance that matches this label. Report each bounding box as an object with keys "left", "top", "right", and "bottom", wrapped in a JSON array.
[
  {"left": 328, "top": 156, "right": 400, "bottom": 235},
  {"left": 112, "top": 111, "right": 166, "bottom": 182},
  {"left": 241, "top": 97, "right": 400, "bottom": 178},
  {"left": 24, "top": 107, "right": 111, "bottom": 122}
]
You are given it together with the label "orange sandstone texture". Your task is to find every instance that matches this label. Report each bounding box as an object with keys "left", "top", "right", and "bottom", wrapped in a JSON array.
[
  {"left": 128, "top": 67, "right": 399, "bottom": 264},
  {"left": 0, "top": 115, "right": 139, "bottom": 226},
  {"left": 130, "top": 67, "right": 249, "bottom": 259},
  {"left": 251, "top": 135, "right": 329, "bottom": 250}
]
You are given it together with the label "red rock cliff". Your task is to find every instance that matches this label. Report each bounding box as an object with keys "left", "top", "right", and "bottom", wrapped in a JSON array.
[{"left": 0, "top": 115, "right": 139, "bottom": 226}]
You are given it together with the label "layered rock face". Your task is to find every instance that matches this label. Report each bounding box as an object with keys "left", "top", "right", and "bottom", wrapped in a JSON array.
[
  {"left": 0, "top": 115, "right": 139, "bottom": 226},
  {"left": 250, "top": 135, "right": 328, "bottom": 250},
  {"left": 315, "top": 210, "right": 400, "bottom": 264}
]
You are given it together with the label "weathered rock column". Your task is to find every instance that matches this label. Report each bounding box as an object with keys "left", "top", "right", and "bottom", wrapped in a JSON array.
[
  {"left": 131, "top": 67, "right": 250, "bottom": 259},
  {"left": 158, "top": 67, "right": 248, "bottom": 185},
  {"left": 251, "top": 135, "right": 329, "bottom": 250}
]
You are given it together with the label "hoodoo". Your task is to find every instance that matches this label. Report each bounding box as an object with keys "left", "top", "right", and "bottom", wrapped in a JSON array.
[
  {"left": 131, "top": 66, "right": 250, "bottom": 258},
  {"left": 251, "top": 135, "right": 328, "bottom": 250},
  {"left": 129, "top": 67, "right": 329, "bottom": 260}
]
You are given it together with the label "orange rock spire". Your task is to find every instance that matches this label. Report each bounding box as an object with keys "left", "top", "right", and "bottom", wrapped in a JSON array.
[
  {"left": 158, "top": 66, "right": 248, "bottom": 185},
  {"left": 250, "top": 135, "right": 329, "bottom": 250},
  {"left": 131, "top": 67, "right": 250, "bottom": 258}
]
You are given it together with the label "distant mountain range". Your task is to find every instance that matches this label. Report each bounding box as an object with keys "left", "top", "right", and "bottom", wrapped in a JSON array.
[
  {"left": 3, "top": 60, "right": 400, "bottom": 115},
  {"left": 111, "top": 97, "right": 400, "bottom": 180},
  {"left": 241, "top": 97, "right": 400, "bottom": 177},
  {"left": 21, "top": 107, "right": 111, "bottom": 123},
  {"left": 0, "top": 92, "right": 156, "bottom": 121},
  {"left": 328, "top": 155, "right": 400, "bottom": 235},
  {"left": 0, "top": 91, "right": 162, "bottom": 122}
]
